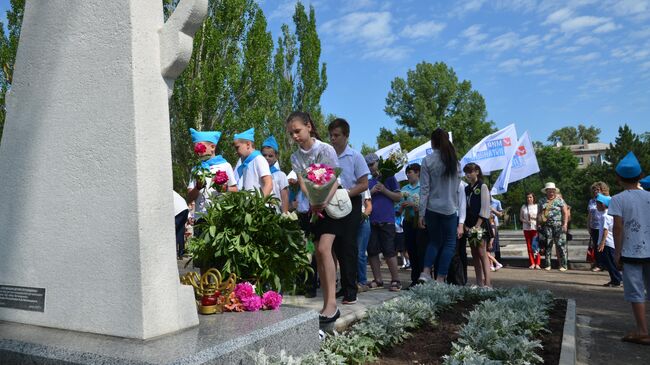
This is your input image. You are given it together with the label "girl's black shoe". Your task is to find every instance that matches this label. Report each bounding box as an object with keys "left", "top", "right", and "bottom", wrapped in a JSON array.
[{"left": 318, "top": 308, "right": 340, "bottom": 323}]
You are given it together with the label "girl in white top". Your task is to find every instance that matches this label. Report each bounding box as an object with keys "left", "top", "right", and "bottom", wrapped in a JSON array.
[
  {"left": 286, "top": 111, "right": 342, "bottom": 324},
  {"left": 520, "top": 192, "right": 540, "bottom": 269}
]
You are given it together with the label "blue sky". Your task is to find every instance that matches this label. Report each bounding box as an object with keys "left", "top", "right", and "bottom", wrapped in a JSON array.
[
  {"left": 258, "top": 0, "right": 650, "bottom": 150},
  {"left": 2, "top": 1, "right": 648, "bottom": 151}
]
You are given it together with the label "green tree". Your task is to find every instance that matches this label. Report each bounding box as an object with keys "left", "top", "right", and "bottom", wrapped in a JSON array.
[
  {"left": 376, "top": 127, "right": 427, "bottom": 153},
  {"left": 292, "top": 2, "right": 327, "bottom": 116},
  {"left": 606, "top": 124, "right": 650, "bottom": 173},
  {"left": 384, "top": 61, "right": 494, "bottom": 156},
  {"left": 0, "top": 0, "right": 25, "bottom": 144},
  {"left": 547, "top": 124, "right": 601, "bottom": 145},
  {"left": 577, "top": 124, "right": 601, "bottom": 143}
]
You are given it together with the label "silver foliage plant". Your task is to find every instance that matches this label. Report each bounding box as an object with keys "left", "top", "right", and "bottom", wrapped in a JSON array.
[
  {"left": 444, "top": 288, "right": 553, "bottom": 365},
  {"left": 249, "top": 284, "right": 551, "bottom": 365}
]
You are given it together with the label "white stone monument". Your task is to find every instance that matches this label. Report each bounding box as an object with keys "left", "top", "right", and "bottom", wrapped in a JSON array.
[{"left": 0, "top": 0, "right": 207, "bottom": 339}]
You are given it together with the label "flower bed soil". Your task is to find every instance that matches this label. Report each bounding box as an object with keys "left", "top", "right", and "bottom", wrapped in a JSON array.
[{"left": 373, "top": 298, "right": 567, "bottom": 365}]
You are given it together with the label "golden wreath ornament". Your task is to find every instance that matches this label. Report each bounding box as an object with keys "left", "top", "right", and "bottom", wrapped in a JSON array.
[{"left": 180, "top": 268, "right": 237, "bottom": 315}]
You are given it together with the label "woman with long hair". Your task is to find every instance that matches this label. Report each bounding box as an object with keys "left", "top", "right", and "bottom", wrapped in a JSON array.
[
  {"left": 520, "top": 192, "right": 540, "bottom": 269},
  {"left": 285, "top": 111, "right": 343, "bottom": 325},
  {"left": 462, "top": 162, "right": 493, "bottom": 287},
  {"left": 417, "top": 128, "right": 461, "bottom": 284}
]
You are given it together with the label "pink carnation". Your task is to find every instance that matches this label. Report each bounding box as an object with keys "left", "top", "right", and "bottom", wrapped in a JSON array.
[
  {"left": 241, "top": 294, "right": 263, "bottom": 311},
  {"left": 262, "top": 291, "right": 283, "bottom": 310},
  {"left": 233, "top": 282, "right": 255, "bottom": 300},
  {"left": 305, "top": 163, "right": 335, "bottom": 185}
]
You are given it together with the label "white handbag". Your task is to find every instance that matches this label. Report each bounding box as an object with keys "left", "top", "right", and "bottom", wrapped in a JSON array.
[{"left": 325, "top": 189, "right": 352, "bottom": 219}]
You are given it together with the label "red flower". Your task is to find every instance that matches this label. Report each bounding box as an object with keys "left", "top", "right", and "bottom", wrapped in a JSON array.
[
  {"left": 194, "top": 143, "right": 207, "bottom": 155},
  {"left": 213, "top": 170, "right": 229, "bottom": 186}
]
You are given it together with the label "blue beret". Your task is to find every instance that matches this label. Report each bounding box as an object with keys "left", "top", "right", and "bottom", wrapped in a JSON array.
[
  {"left": 189, "top": 128, "right": 221, "bottom": 145},
  {"left": 596, "top": 193, "right": 611, "bottom": 207},
  {"left": 262, "top": 135, "right": 279, "bottom": 152},
  {"left": 615, "top": 151, "right": 642, "bottom": 178},
  {"left": 234, "top": 128, "right": 255, "bottom": 142}
]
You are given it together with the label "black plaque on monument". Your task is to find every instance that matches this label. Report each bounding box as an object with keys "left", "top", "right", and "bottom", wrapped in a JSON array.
[{"left": 0, "top": 285, "right": 46, "bottom": 312}]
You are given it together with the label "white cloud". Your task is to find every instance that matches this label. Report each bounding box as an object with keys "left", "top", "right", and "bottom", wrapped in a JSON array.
[
  {"left": 556, "top": 46, "right": 580, "bottom": 53},
  {"left": 340, "top": 0, "right": 376, "bottom": 13},
  {"left": 575, "top": 36, "right": 599, "bottom": 45},
  {"left": 571, "top": 52, "right": 600, "bottom": 62},
  {"left": 606, "top": 0, "right": 650, "bottom": 18},
  {"left": 321, "top": 11, "right": 396, "bottom": 48},
  {"left": 494, "top": 0, "right": 538, "bottom": 13},
  {"left": 267, "top": 0, "right": 298, "bottom": 21},
  {"left": 362, "top": 46, "right": 411, "bottom": 61},
  {"left": 593, "top": 22, "right": 620, "bottom": 33},
  {"left": 400, "top": 21, "right": 446, "bottom": 39},
  {"left": 530, "top": 68, "right": 555, "bottom": 75},
  {"left": 498, "top": 56, "right": 545, "bottom": 71},
  {"left": 544, "top": 8, "right": 573, "bottom": 24},
  {"left": 641, "top": 61, "right": 650, "bottom": 70},
  {"left": 559, "top": 16, "right": 610, "bottom": 32},
  {"left": 451, "top": 0, "right": 487, "bottom": 16}
]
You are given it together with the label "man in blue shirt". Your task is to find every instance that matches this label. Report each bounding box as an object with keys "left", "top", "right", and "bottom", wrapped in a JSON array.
[
  {"left": 365, "top": 153, "right": 403, "bottom": 291},
  {"left": 329, "top": 119, "right": 370, "bottom": 304}
]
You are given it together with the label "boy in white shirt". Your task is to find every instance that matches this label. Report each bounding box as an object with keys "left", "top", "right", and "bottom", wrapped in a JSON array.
[
  {"left": 261, "top": 135, "right": 289, "bottom": 213},
  {"left": 595, "top": 193, "right": 621, "bottom": 287},
  {"left": 608, "top": 152, "right": 650, "bottom": 345},
  {"left": 233, "top": 128, "right": 272, "bottom": 196},
  {"left": 186, "top": 128, "right": 237, "bottom": 220}
]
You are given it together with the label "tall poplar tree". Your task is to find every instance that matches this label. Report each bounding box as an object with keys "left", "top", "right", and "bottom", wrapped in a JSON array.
[{"left": 0, "top": 0, "right": 25, "bottom": 144}]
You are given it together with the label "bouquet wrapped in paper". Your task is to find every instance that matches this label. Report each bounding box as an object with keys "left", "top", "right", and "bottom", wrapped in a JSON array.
[
  {"left": 302, "top": 163, "right": 341, "bottom": 220},
  {"left": 467, "top": 226, "right": 485, "bottom": 248},
  {"left": 378, "top": 150, "right": 407, "bottom": 183}
]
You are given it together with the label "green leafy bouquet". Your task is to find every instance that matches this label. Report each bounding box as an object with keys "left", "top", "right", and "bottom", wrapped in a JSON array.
[
  {"left": 378, "top": 150, "right": 407, "bottom": 183},
  {"left": 187, "top": 190, "right": 312, "bottom": 292}
]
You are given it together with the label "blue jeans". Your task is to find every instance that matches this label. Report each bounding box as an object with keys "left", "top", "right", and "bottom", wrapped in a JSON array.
[
  {"left": 423, "top": 210, "right": 458, "bottom": 277},
  {"left": 357, "top": 219, "right": 371, "bottom": 284},
  {"left": 602, "top": 246, "right": 622, "bottom": 285}
]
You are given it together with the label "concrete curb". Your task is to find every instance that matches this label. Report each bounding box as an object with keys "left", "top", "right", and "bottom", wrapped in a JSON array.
[{"left": 559, "top": 299, "right": 577, "bottom": 365}]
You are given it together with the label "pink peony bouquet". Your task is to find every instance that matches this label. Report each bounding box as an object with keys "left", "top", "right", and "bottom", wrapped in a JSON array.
[
  {"left": 211, "top": 170, "right": 229, "bottom": 193},
  {"left": 302, "top": 163, "right": 341, "bottom": 221},
  {"left": 224, "top": 282, "right": 282, "bottom": 312}
]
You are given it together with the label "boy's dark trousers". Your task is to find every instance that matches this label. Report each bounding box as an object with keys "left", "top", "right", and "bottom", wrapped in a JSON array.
[
  {"left": 333, "top": 195, "right": 361, "bottom": 300},
  {"left": 602, "top": 246, "right": 622, "bottom": 285},
  {"left": 590, "top": 228, "right": 606, "bottom": 269},
  {"left": 175, "top": 209, "right": 189, "bottom": 257},
  {"left": 403, "top": 222, "right": 427, "bottom": 285}
]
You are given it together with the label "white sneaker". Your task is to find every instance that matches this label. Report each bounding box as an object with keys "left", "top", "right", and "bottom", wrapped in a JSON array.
[
  {"left": 559, "top": 267, "right": 567, "bottom": 272},
  {"left": 495, "top": 263, "right": 503, "bottom": 270},
  {"left": 490, "top": 266, "right": 496, "bottom": 271},
  {"left": 418, "top": 273, "right": 430, "bottom": 282},
  {"left": 544, "top": 266, "right": 551, "bottom": 271}
]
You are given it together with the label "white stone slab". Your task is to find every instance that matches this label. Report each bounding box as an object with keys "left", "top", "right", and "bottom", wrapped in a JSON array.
[{"left": 0, "top": 0, "right": 207, "bottom": 339}]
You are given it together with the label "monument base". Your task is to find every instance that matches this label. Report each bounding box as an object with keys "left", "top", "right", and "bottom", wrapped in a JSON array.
[{"left": 0, "top": 306, "right": 318, "bottom": 364}]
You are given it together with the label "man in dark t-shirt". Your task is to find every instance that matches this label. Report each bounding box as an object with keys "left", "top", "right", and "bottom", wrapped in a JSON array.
[{"left": 365, "top": 153, "right": 403, "bottom": 291}]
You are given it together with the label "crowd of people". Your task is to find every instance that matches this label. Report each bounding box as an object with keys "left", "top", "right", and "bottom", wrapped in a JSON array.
[{"left": 173, "top": 113, "right": 650, "bottom": 341}]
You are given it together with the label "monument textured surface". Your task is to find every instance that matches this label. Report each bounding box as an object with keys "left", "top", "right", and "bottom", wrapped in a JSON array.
[
  {"left": 0, "top": 306, "right": 319, "bottom": 365},
  {"left": 0, "top": 0, "right": 207, "bottom": 339}
]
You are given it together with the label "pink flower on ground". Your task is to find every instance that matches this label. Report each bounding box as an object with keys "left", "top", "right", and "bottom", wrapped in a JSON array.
[
  {"left": 233, "top": 282, "right": 255, "bottom": 300},
  {"left": 262, "top": 291, "right": 283, "bottom": 310},
  {"left": 241, "top": 294, "right": 263, "bottom": 311},
  {"left": 194, "top": 143, "right": 207, "bottom": 155}
]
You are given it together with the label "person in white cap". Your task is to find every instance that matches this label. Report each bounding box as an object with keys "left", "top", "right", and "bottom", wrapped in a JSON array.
[{"left": 537, "top": 182, "right": 569, "bottom": 271}]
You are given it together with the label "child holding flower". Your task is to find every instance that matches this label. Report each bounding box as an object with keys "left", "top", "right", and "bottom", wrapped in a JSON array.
[
  {"left": 261, "top": 135, "right": 289, "bottom": 213},
  {"left": 186, "top": 128, "right": 237, "bottom": 221},
  {"left": 286, "top": 111, "right": 343, "bottom": 325}
]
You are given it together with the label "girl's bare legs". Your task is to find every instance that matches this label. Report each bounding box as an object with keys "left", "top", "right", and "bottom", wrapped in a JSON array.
[
  {"left": 316, "top": 233, "right": 337, "bottom": 316},
  {"left": 479, "top": 243, "right": 491, "bottom": 287},
  {"left": 471, "top": 246, "right": 483, "bottom": 286}
]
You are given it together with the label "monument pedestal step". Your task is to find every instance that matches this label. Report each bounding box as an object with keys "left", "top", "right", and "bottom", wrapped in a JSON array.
[{"left": 0, "top": 305, "right": 318, "bottom": 364}]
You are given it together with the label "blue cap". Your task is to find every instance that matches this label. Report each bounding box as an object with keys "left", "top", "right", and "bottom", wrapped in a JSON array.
[
  {"left": 596, "top": 193, "right": 611, "bottom": 207},
  {"left": 262, "top": 135, "right": 279, "bottom": 152},
  {"left": 189, "top": 128, "right": 221, "bottom": 145},
  {"left": 640, "top": 176, "right": 650, "bottom": 190},
  {"left": 615, "top": 151, "right": 642, "bottom": 178},
  {"left": 234, "top": 128, "right": 255, "bottom": 142}
]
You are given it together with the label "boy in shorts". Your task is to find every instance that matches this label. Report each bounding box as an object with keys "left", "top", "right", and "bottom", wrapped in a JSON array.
[{"left": 609, "top": 152, "right": 650, "bottom": 345}]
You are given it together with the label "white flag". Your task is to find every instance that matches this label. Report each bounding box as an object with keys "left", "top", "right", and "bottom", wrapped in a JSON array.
[
  {"left": 460, "top": 124, "right": 518, "bottom": 174},
  {"left": 375, "top": 142, "right": 401, "bottom": 160},
  {"left": 491, "top": 131, "right": 540, "bottom": 195}
]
